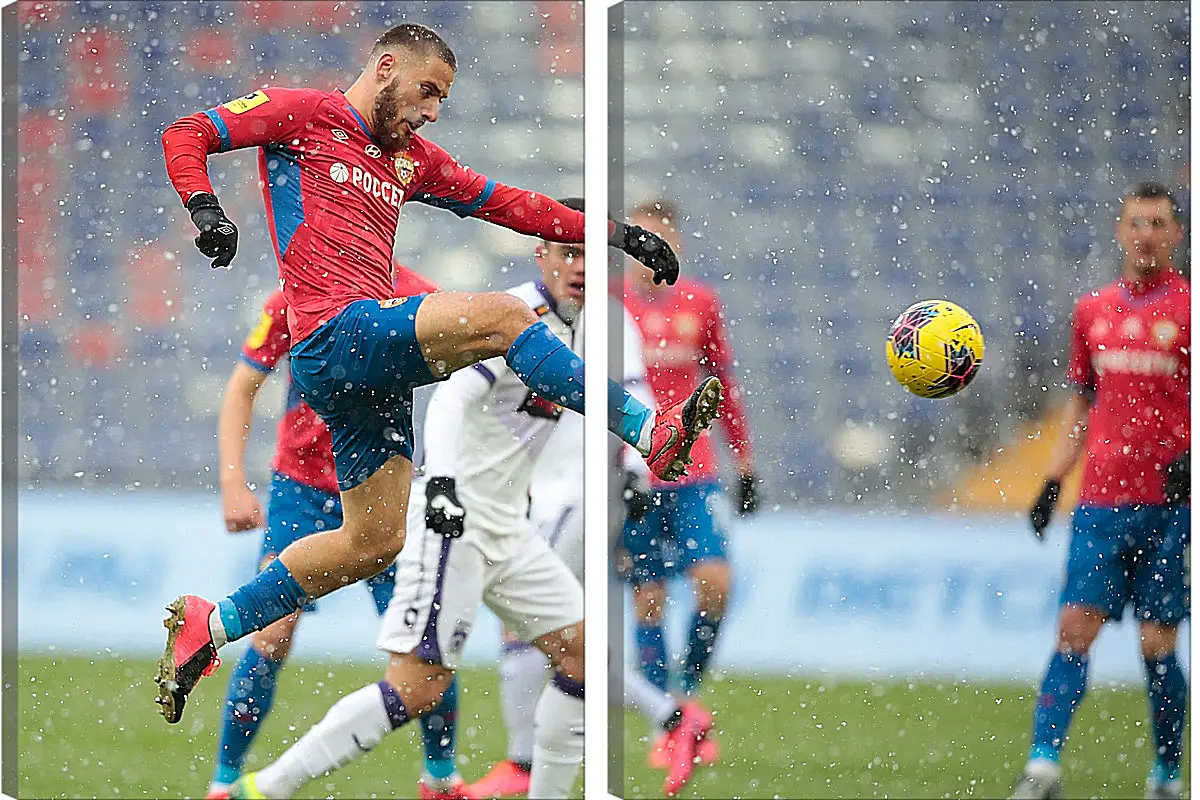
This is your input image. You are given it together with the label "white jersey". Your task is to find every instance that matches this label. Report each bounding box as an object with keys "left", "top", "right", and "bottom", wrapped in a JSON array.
[
  {"left": 529, "top": 303, "right": 648, "bottom": 573},
  {"left": 420, "top": 280, "right": 574, "bottom": 558}
]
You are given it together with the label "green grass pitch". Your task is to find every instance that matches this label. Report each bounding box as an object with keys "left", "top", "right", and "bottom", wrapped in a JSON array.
[{"left": 18, "top": 654, "right": 1183, "bottom": 798}]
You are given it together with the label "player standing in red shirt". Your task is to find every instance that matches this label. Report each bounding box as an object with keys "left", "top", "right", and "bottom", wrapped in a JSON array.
[
  {"left": 206, "top": 267, "right": 466, "bottom": 799},
  {"left": 156, "top": 23, "right": 726, "bottom": 737},
  {"left": 1012, "top": 182, "right": 1190, "bottom": 800},
  {"left": 622, "top": 199, "right": 760, "bottom": 766}
]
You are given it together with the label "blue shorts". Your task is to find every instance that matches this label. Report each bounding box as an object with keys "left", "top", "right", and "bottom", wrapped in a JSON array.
[
  {"left": 261, "top": 472, "right": 395, "bottom": 614},
  {"left": 1061, "top": 504, "right": 1190, "bottom": 624},
  {"left": 623, "top": 481, "right": 730, "bottom": 585},
  {"left": 290, "top": 297, "right": 439, "bottom": 491}
]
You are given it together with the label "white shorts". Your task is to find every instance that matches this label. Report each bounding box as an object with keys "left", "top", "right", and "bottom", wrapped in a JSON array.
[
  {"left": 378, "top": 503, "right": 584, "bottom": 669},
  {"left": 532, "top": 498, "right": 583, "bottom": 581}
]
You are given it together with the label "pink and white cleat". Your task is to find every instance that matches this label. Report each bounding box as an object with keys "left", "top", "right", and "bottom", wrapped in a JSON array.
[
  {"left": 154, "top": 595, "right": 222, "bottom": 723},
  {"left": 662, "top": 702, "right": 713, "bottom": 797},
  {"left": 645, "top": 377, "right": 724, "bottom": 482},
  {"left": 464, "top": 760, "right": 532, "bottom": 799}
]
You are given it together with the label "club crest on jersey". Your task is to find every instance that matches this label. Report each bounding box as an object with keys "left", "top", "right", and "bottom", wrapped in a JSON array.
[
  {"left": 519, "top": 389, "right": 564, "bottom": 420},
  {"left": 380, "top": 297, "right": 408, "bottom": 309},
  {"left": 532, "top": 303, "right": 551, "bottom": 317},
  {"left": 223, "top": 90, "right": 269, "bottom": 114},
  {"left": 1153, "top": 320, "right": 1180, "bottom": 349},
  {"left": 394, "top": 153, "right": 416, "bottom": 186}
]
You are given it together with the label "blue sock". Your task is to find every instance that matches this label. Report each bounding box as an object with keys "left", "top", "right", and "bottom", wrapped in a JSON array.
[
  {"left": 421, "top": 676, "right": 459, "bottom": 780},
  {"left": 1030, "top": 650, "right": 1089, "bottom": 761},
  {"left": 218, "top": 559, "right": 308, "bottom": 643},
  {"left": 366, "top": 563, "right": 397, "bottom": 616},
  {"left": 1144, "top": 653, "right": 1187, "bottom": 778},
  {"left": 635, "top": 622, "right": 669, "bottom": 692},
  {"left": 680, "top": 611, "right": 722, "bottom": 695},
  {"left": 506, "top": 321, "right": 652, "bottom": 448},
  {"left": 212, "top": 645, "right": 285, "bottom": 785}
]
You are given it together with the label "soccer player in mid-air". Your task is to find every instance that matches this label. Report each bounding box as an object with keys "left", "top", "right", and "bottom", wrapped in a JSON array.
[
  {"left": 227, "top": 198, "right": 662, "bottom": 800},
  {"left": 205, "top": 265, "right": 462, "bottom": 799},
  {"left": 622, "top": 199, "right": 759, "bottom": 764},
  {"left": 157, "top": 23, "right": 723, "bottom": 727},
  {"left": 1010, "top": 181, "right": 1189, "bottom": 800}
]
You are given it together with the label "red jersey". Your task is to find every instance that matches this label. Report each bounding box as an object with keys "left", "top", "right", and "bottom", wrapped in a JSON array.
[
  {"left": 241, "top": 265, "right": 439, "bottom": 495},
  {"left": 163, "top": 87, "right": 587, "bottom": 342},
  {"left": 1066, "top": 268, "right": 1190, "bottom": 506},
  {"left": 624, "top": 277, "right": 753, "bottom": 487}
]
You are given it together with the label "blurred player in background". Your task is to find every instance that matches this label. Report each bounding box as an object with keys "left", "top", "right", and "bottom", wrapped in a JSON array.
[
  {"left": 157, "top": 22, "right": 722, "bottom": 726},
  {"left": 622, "top": 199, "right": 759, "bottom": 759},
  {"left": 232, "top": 199, "right": 613, "bottom": 800},
  {"left": 465, "top": 227, "right": 713, "bottom": 800},
  {"left": 207, "top": 265, "right": 464, "bottom": 800},
  {"left": 1011, "top": 182, "right": 1190, "bottom": 800}
]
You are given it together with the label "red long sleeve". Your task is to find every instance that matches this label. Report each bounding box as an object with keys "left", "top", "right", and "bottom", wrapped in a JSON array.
[
  {"left": 161, "top": 113, "right": 222, "bottom": 205},
  {"left": 702, "top": 293, "right": 754, "bottom": 469}
]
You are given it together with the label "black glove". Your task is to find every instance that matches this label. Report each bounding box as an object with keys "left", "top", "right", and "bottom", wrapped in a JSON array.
[
  {"left": 1164, "top": 451, "right": 1190, "bottom": 505},
  {"left": 1029, "top": 479, "right": 1061, "bottom": 539},
  {"left": 738, "top": 473, "right": 760, "bottom": 516},
  {"left": 612, "top": 222, "right": 679, "bottom": 286},
  {"left": 187, "top": 192, "right": 239, "bottom": 269},
  {"left": 623, "top": 470, "right": 652, "bottom": 521},
  {"left": 426, "top": 477, "right": 465, "bottom": 538}
]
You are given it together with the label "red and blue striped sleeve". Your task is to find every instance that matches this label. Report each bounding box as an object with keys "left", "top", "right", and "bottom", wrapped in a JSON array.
[
  {"left": 410, "top": 140, "right": 585, "bottom": 243},
  {"left": 162, "top": 87, "right": 323, "bottom": 206}
]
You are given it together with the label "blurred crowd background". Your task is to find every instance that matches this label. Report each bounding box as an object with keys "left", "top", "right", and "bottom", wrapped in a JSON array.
[
  {"left": 17, "top": 1, "right": 1189, "bottom": 511},
  {"left": 620, "top": 0, "right": 1189, "bottom": 509}
]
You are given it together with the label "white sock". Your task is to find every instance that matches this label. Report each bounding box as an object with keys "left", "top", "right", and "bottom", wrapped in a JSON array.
[
  {"left": 529, "top": 678, "right": 584, "bottom": 799},
  {"left": 500, "top": 643, "right": 549, "bottom": 764},
  {"left": 209, "top": 607, "right": 229, "bottom": 649},
  {"left": 255, "top": 682, "right": 403, "bottom": 798},
  {"left": 635, "top": 409, "right": 656, "bottom": 456},
  {"left": 621, "top": 664, "right": 677, "bottom": 728}
]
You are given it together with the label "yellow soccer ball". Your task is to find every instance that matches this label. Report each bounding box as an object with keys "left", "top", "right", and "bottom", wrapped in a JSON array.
[{"left": 885, "top": 300, "right": 984, "bottom": 398}]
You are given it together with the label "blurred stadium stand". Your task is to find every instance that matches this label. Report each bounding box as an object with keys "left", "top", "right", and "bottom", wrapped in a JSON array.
[
  {"left": 620, "top": 0, "right": 1189, "bottom": 508},
  {"left": 17, "top": 1, "right": 582, "bottom": 488}
]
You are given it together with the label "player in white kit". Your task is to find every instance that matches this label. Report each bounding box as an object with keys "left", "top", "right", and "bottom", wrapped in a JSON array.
[
  {"left": 467, "top": 302, "right": 714, "bottom": 799},
  {"left": 230, "top": 201, "right": 592, "bottom": 800}
]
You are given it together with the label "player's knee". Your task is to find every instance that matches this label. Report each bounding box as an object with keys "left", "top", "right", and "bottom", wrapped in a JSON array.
[
  {"left": 1056, "top": 605, "right": 1104, "bottom": 653},
  {"left": 691, "top": 561, "right": 731, "bottom": 616},
  {"left": 489, "top": 292, "right": 539, "bottom": 346},
  {"left": 633, "top": 583, "right": 667, "bottom": 623},
  {"left": 537, "top": 622, "right": 585, "bottom": 682},
  {"left": 1139, "top": 623, "right": 1178, "bottom": 660},
  {"left": 385, "top": 658, "right": 454, "bottom": 716}
]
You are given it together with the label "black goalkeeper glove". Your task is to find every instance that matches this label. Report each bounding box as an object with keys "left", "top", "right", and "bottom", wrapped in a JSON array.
[
  {"left": 426, "top": 477, "right": 466, "bottom": 538},
  {"left": 1029, "top": 479, "right": 1061, "bottom": 540},
  {"left": 187, "top": 192, "right": 239, "bottom": 269},
  {"left": 623, "top": 470, "right": 652, "bottom": 521},
  {"left": 611, "top": 222, "right": 679, "bottom": 286},
  {"left": 1164, "top": 451, "right": 1190, "bottom": 506},
  {"left": 738, "top": 473, "right": 760, "bottom": 516}
]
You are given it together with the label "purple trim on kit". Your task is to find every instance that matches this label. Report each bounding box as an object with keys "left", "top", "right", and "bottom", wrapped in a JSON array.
[
  {"left": 473, "top": 362, "right": 497, "bottom": 384},
  {"left": 415, "top": 535, "right": 455, "bottom": 664},
  {"left": 552, "top": 672, "right": 585, "bottom": 699},
  {"left": 377, "top": 680, "right": 410, "bottom": 729},
  {"left": 501, "top": 639, "right": 535, "bottom": 654}
]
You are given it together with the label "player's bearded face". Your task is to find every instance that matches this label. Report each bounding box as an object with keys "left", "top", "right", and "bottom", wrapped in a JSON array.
[{"left": 372, "top": 58, "right": 453, "bottom": 152}]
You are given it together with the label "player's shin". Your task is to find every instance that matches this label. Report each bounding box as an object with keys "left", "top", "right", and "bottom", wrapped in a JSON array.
[
  {"left": 1144, "top": 652, "right": 1187, "bottom": 780},
  {"left": 253, "top": 681, "right": 411, "bottom": 798},
  {"left": 505, "top": 321, "right": 653, "bottom": 451},
  {"left": 215, "top": 560, "right": 308, "bottom": 646},
  {"left": 213, "top": 646, "right": 286, "bottom": 786},
  {"left": 420, "top": 675, "right": 461, "bottom": 783},
  {"left": 680, "top": 611, "right": 722, "bottom": 695},
  {"left": 500, "top": 641, "right": 548, "bottom": 769},
  {"left": 528, "top": 673, "right": 585, "bottom": 800},
  {"left": 1029, "top": 650, "right": 1089, "bottom": 762}
]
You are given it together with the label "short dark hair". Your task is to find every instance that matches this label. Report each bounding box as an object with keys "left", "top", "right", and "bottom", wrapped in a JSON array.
[
  {"left": 632, "top": 198, "right": 681, "bottom": 229},
  {"left": 1126, "top": 180, "right": 1183, "bottom": 221},
  {"left": 371, "top": 23, "right": 456, "bottom": 71}
]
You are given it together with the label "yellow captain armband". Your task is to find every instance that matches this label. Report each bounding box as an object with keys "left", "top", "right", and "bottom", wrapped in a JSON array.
[{"left": 224, "top": 90, "right": 270, "bottom": 114}]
